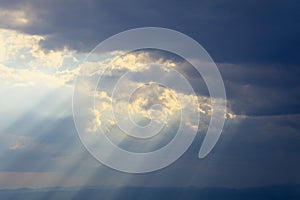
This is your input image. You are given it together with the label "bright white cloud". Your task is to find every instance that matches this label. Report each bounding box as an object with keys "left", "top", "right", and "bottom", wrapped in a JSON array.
[
  {"left": 0, "top": 28, "right": 80, "bottom": 69},
  {"left": 78, "top": 51, "right": 236, "bottom": 138},
  {"left": 0, "top": 29, "right": 42, "bottom": 62},
  {"left": 78, "top": 50, "right": 177, "bottom": 77},
  {"left": 0, "top": 29, "right": 81, "bottom": 87},
  {"left": 0, "top": 63, "right": 78, "bottom": 87}
]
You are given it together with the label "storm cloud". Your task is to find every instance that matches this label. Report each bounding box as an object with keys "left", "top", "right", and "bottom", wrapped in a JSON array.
[{"left": 0, "top": 0, "right": 299, "bottom": 65}]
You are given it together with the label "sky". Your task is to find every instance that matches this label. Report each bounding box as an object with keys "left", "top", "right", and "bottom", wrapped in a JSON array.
[{"left": 0, "top": 0, "right": 300, "bottom": 190}]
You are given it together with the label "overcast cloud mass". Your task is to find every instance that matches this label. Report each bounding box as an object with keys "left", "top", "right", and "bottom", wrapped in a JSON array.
[{"left": 0, "top": 1, "right": 299, "bottom": 198}]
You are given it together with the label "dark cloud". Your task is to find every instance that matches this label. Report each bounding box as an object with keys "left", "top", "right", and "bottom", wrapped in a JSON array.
[
  {"left": 1, "top": 0, "right": 299, "bottom": 116},
  {"left": 0, "top": 116, "right": 88, "bottom": 172},
  {"left": 61, "top": 115, "right": 300, "bottom": 188},
  {"left": 1, "top": 112, "right": 300, "bottom": 187},
  {"left": 219, "top": 64, "right": 300, "bottom": 116},
  {"left": 0, "top": 0, "right": 299, "bottom": 65}
]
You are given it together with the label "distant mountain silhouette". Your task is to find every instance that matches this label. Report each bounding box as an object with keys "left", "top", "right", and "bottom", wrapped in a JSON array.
[{"left": 0, "top": 185, "right": 299, "bottom": 200}]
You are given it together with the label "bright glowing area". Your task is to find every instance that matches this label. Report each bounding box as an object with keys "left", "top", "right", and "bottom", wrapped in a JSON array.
[{"left": 0, "top": 27, "right": 235, "bottom": 188}]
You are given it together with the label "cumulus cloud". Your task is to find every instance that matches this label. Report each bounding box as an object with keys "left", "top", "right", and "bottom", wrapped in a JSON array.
[
  {"left": 0, "top": 29, "right": 80, "bottom": 87},
  {"left": 76, "top": 50, "right": 235, "bottom": 142},
  {"left": 0, "top": 29, "right": 43, "bottom": 62}
]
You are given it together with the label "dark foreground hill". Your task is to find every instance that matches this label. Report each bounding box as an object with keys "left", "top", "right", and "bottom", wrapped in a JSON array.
[{"left": 0, "top": 185, "right": 300, "bottom": 200}]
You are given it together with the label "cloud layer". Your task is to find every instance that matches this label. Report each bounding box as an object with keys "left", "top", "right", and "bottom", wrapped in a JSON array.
[{"left": 0, "top": 0, "right": 299, "bottom": 189}]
